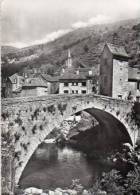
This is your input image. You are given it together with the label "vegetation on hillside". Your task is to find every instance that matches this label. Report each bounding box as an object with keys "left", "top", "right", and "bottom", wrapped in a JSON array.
[{"left": 1, "top": 18, "right": 140, "bottom": 77}]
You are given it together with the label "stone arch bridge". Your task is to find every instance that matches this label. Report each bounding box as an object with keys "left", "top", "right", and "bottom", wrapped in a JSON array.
[{"left": 1, "top": 94, "right": 139, "bottom": 184}]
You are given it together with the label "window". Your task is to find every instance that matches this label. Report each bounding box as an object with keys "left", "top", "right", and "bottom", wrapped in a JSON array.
[
  {"left": 76, "top": 90, "right": 78, "bottom": 94},
  {"left": 104, "top": 76, "right": 107, "bottom": 83},
  {"left": 136, "top": 96, "right": 140, "bottom": 102},
  {"left": 118, "top": 95, "right": 122, "bottom": 99},
  {"left": 137, "top": 82, "right": 140, "bottom": 90},
  {"left": 82, "top": 82, "right": 86, "bottom": 86},
  {"left": 64, "top": 82, "right": 68, "bottom": 87},
  {"left": 82, "top": 90, "right": 86, "bottom": 94},
  {"left": 72, "top": 82, "right": 78, "bottom": 86},
  {"left": 72, "top": 90, "right": 74, "bottom": 94},
  {"left": 64, "top": 90, "right": 68, "bottom": 94},
  {"left": 14, "top": 78, "right": 17, "bottom": 84}
]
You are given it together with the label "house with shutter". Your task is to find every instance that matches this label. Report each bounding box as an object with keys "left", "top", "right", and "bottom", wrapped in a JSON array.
[
  {"left": 59, "top": 50, "right": 98, "bottom": 94},
  {"left": 3, "top": 73, "right": 24, "bottom": 98}
]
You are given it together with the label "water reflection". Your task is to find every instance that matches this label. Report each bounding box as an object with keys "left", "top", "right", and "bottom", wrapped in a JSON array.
[{"left": 19, "top": 143, "right": 110, "bottom": 190}]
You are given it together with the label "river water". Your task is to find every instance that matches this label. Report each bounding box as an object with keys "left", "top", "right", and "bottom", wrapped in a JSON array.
[{"left": 19, "top": 143, "right": 111, "bottom": 190}]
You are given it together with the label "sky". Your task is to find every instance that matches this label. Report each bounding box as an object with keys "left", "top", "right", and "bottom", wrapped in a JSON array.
[{"left": 1, "top": 0, "right": 140, "bottom": 48}]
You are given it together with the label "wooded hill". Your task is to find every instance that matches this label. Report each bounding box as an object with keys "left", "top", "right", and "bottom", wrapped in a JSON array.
[{"left": 2, "top": 18, "right": 140, "bottom": 77}]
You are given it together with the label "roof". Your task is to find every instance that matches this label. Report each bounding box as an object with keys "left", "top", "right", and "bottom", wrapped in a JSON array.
[
  {"left": 23, "top": 77, "right": 48, "bottom": 88},
  {"left": 60, "top": 67, "right": 97, "bottom": 81},
  {"left": 41, "top": 74, "right": 59, "bottom": 82},
  {"left": 60, "top": 72, "right": 87, "bottom": 80},
  {"left": 106, "top": 43, "right": 129, "bottom": 58},
  {"left": 128, "top": 67, "right": 140, "bottom": 81},
  {"left": 9, "top": 73, "right": 24, "bottom": 83}
]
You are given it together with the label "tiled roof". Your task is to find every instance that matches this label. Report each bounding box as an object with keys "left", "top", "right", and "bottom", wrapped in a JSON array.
[
  {"left": 41, "top": 74, "right": 59, "bottom": 82},
  {"left": 23, "top": 77, "right": 48, "bottom": 88},
  {"left": 9, "top": 73, "right": 24, "bottom": 83},
  {"left": 60, "top": 72, "right": 87, "bottom": 80},
  {"left": 106, "top": 43, "right": 129, "bottom": 58},
  {"left": 128, "top": 67, "right": 140, "bottom": 81},
  {"left": 60, "top": 67, "right": 96, "bottom": 79}
]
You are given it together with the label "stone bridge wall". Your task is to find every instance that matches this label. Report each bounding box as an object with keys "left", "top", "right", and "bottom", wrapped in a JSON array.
[{"left": 1, "top": 94, "right": 139, "bottom": 184}]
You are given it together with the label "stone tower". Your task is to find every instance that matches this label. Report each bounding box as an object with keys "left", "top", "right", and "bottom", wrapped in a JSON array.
[{"left": 100, "top": 42, "right": 129, "bottom": 99}]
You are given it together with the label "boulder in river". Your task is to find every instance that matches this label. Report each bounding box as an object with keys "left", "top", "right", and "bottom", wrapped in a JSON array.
[
  {"left": 48, "top": 190, "right": 55, "bottom": 195},
  {"left": 24, "top": 187, "right": 43, "bottom": 194},
  {"left": 66, "top": 189, "right": 77, "bottom": 195}
]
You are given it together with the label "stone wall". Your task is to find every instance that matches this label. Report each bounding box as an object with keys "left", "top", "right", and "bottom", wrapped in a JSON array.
[
  {"left": 112, "top": 59, "right": 128, "bottom": 99},
  {"left": 100, "top": 45, "right": 113, "bottom": 96},
  {"left": 2, "top": 142, "right": 15, "bottom": 195},
  {"left": 1, "top": 94, "right": 139, "bottom": 184}
]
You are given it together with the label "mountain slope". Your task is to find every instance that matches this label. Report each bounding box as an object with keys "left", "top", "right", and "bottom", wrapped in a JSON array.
[{"left": 1, "top": 18, "right": 140, "bottom": 77}]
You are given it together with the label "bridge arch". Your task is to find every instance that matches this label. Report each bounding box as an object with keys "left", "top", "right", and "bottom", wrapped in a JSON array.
[{"left": 1, "top": 94, "right": 138, "bottom": 184}]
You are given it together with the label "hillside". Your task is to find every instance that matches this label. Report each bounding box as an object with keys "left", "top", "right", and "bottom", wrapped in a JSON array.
[
  {"left": 1, "top": 46, "right": 19, "bottom": 55},
  {"left": 1, "top": 18, "right": 140, "bottom": 77}
]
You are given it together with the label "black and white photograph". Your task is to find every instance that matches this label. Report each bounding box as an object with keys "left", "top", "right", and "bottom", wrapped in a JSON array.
[{"left": 1, "top": 0, "right": 140, "bottom": 194}]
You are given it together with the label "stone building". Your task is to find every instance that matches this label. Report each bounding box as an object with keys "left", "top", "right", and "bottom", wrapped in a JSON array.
[
  {"left": 59, "top": 50, "right": 97, "bottom": 94},
  {"left": 41, "top": 74, "right": 59, "bottom": 94},
  {"left": 100, "top": 42, "right": 129, "bottom": 99},
  {"left": 128, "top": 66, "right": 140, "bottom": 101},
  {"left": 20, "top": 77, "right": 48, "bottom": 97},
  {"left": 2, "top": 73, "right": 25, "bottom": 98},
  {"left": 59, "top": 69, "right": 95, "bottom": 94}
]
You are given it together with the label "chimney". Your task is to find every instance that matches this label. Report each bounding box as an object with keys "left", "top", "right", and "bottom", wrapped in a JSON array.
[
  {"left": 89, "top": 70, "right": 92, "bottom": 76},
  {"left": 76, "top": 70, "right": 79, "bottom": 75}
]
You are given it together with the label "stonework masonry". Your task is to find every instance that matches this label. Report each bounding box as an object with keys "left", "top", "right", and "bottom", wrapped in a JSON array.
[
  {"left": 2, "top": 143, "right": 15, "bottom": 195},
  {"left": 112, "top": 59, "right": 128, "bottom": 98},
  {"left": 1, "top": 94, "right": 140, "bottom": 185}
]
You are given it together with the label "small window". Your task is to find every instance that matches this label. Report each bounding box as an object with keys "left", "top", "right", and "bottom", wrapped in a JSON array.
[
  {"left": 136, "top": 96, "right": 140, "bottom": 102},
  {"left": 137, "top": 82, "right": 140, "bottom": 90},
  {"left": 82, "top": 90, "right": 86, "bottom": 94},
  {"left": 120, "top": 68, "right": 122, "bottom": 70},
  {"left": 64, "top": 90, "right": 68, "bottom": 94},
  {"left": 104, "top": 76, "right": 107, "bottom": 83},
  {"left": 14, "top": 78, "right": 17, "bottom": 84},
  {"left": 72, "top": 90, "right": 74, "bottom": 94},
  {"left": 72, "top": 82, "right": 78, "bottom": 86},
  {"left": 118, "top": 95, "right": 122, "bottom": 99},
  {"left": 82, "top": 82, "right": 86, "bottom": 86},
  {"left": 76, "top": 90, "right": 78, "bottom": 94},
  {"left": 64, "top": 82, "right": 68, "bottom": 87}
]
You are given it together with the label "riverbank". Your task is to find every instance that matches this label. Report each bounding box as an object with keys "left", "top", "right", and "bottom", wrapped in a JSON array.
[{"left": 17, "top": 143, "right": 140, "bottom": 195}]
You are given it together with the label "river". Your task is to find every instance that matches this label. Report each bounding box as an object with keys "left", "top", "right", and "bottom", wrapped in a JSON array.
[{"left": 19, "top": 143, "right": 111, "bottom": 190}]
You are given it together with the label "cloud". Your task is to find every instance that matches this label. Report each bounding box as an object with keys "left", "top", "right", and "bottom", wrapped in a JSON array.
[
  {"left": 4, "top": 15, "right": 112, "bottom": 48},
  {"left": 32, "top": 29, "right": 71, "bottom": 45},
  {"left": 4, "top": 29, "right": 71, "bottom": 48},
  {"left": 72, "top": 15, "right": 113, "bottom": 29},
  {"left": 2, "top": 0, "right": 140, "bottom": 48},
  {"left": 4, "top": 42, "right": 29, "bottom": 48}
]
